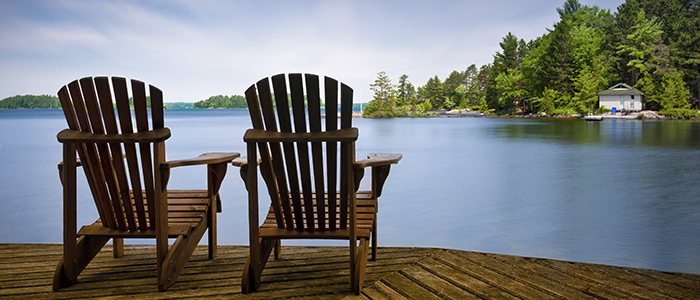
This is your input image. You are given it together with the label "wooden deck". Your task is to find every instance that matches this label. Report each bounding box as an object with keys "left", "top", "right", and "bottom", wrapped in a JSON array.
[{"left": 1, "top": 244, "right": 698, "bottom": 299}]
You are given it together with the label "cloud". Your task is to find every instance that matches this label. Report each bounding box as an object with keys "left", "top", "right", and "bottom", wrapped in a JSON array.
[{"left": 0, "top": 0, "right": 625, "bottom": 102}]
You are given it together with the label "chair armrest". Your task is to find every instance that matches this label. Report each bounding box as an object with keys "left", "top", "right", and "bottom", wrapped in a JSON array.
[
  {"left": 162, "top": 152, "right": 240, "bottom": 169},
  {"left": 231, "top": 155, "right": 262, "bottom": 168},
  {"left": 353, "top": 153, "right": 402, "bottom": 169},
  {"left": 57, "top": 128, "right": 171, "bottom": 143},
  {"left": 243, "top": 127, "right": 358, "bottom": 143},
  {"left": 160, "top": 152, "right": 240, "bottom": 211},
  {"left": 352, "top": 153, "right": 402, "bottom": 198}
]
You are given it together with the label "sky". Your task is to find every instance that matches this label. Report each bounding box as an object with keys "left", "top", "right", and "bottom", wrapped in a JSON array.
[{"left": 0, "top": 0, "right": 626, "bottom": 103}]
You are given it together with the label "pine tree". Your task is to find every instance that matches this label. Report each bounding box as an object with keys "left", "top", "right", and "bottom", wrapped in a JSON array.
[{"left": 364, "top": 71, "right": 397, "bottom": 117}]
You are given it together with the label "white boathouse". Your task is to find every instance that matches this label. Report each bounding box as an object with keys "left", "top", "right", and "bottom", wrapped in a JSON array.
[{"left": 597, "top": 83, "right": 644, "bottom": 112}]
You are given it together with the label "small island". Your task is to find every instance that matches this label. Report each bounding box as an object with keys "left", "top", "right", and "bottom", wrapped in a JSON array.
[{"left": 0, "top": 95, "right": 60, "bottom": 109}]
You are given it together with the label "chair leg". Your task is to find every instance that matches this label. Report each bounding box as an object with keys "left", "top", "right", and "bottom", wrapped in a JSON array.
[
  {"left": 113, "top": 238, "right": 124, "bottom": 258},
  {"left": 241, "top": 237, "right": 276, "bottom": 294},
  {"left": 53, "top": 236, "right": 110, "bottom": 291},
  {"left": 371, "top": 220, "right": 377, "bottom": 261},
  {"left": 158, "top": 220, "right": 208, "bottom": 291},
  {"left": 208, "top": 199, "right": 217, "bottom": 259},
  {"left": 353, "top": 238, "right": 369, "bottom": 295},
  {"left": 273, "top": 239, "right": 281, "bottom": 260},
  {"left": 241, "top": 256, "right": 255, "bottom": 294}
]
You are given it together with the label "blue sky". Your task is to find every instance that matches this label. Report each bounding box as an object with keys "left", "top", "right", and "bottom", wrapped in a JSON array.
[{"left": 0, "top": 0, "right": 625, "bottom": 103}]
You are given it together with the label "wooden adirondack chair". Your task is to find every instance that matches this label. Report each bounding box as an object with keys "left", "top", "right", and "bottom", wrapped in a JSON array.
[
  {"left": 53, "top": 76, "right": 239, "bottom": 291},
  {"left": 235, "top": 73, "right": 402, "bottom": 294}
]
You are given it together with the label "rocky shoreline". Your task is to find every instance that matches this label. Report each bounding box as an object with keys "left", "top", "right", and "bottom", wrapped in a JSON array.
[
  {"left": 357, "top": 108, "right": 700, "bottom": 120},
  {"left": 434, "top": 108, "right": 700, "bottom": 120}
]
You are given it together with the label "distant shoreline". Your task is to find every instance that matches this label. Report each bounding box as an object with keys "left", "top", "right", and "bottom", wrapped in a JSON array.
[{"left": 3, "top": 107, "right": 699, "bottom": 120}]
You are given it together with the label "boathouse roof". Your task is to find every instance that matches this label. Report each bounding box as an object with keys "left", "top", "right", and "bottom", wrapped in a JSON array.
[{"left": 597, "top": 83, "right": 644, "bottom": 96}]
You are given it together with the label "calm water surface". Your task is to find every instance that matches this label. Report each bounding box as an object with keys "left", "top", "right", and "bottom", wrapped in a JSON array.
[{"left": 1, "top": 109, "right": 699, "bottom": 275}]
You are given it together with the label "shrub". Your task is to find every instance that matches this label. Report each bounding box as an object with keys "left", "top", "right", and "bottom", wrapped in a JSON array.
[
  {"left": 550, "top": 108, "right": 577, "bottom": 116},
  {"left": 660, "top": 108, "right": 700, "bottom": 119}
]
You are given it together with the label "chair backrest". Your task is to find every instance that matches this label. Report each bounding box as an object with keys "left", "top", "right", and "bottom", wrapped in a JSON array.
[
  {"left": 57, "top": 76, "right": 165, "bottom": 232},
  {"left": 244, "top": 73, "right": 354, "bottom": 232}
]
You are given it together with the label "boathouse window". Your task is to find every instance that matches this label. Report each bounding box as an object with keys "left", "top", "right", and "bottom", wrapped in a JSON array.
[{"left": 631, "top": 95, "right": 634, "bottom": 99}]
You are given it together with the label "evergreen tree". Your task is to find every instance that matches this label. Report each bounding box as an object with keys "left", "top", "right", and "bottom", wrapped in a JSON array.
[
  {"left": 602, "top": 0, "right": 642, "bottom": 85},
  {"left": 364, "top": 71, "right": 397, "bottom": 117},
  {"left": 488, "top": 32, "right": 526, "bottom": 111},
  {"left": 396, "top": 74, "right": 416, "bottom": 109},
  {"left": 557, "top": 0, "right": 582, "bottom": 18},
  {"left": 617, "top": 10, "right": 664, "bottom": 85},
  {"left": 472, "top": 64, "right": 491, "bottom": 107},
  {"left": 495, "top": 68, "right": 524, "bottom": 111},
  {"left": 444, "top": 70, "right": 466, "bottom": 109},
  {"left": 420, "top": 75, "right": 445, "bottom": 109},
  {"left": 638, "top": 70, "right": 691, "bottom": 110},
  {"left": 664, "top": 0, "right": 700, "bottom": 106},
  {"left": 545, "top": 19, "right": 575, "bottom": 96}
]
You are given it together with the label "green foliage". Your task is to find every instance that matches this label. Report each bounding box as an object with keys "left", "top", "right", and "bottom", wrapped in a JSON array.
[
  {"left": 364, "top": 71, "right": 400, "bottom": 118},
  {"left": 478, "top": 98, "right": 488, "bottom": 113},
  {"left": 617, "top": 10, "right": 664, "bottom": 84},
  {"left": 420, "top": 75, "right": 445, "bottom": 108},
  {"left": 572, "top": 66, "right": 604, "bottom": 113},
  {"left": 557, "top": 0, "right": 581, "bottom": 19},
  {"left": 126, "top": 96, "right": 151, "bottom": 109},
  {"left": 661, "top": 108, "right": 699, "bottom": 119},
  {"left": 419, "top": 99, "right": 433, "bottom": 112},
  {"left": 495, "top": 68, "right": 524, "bottom": 110},
  {"left": 165, "top": 102, "right": 194, "bottom": 109},
  {"left": 532, "top": 88, "right": 557, "bottom": 114},
  {"left": 551, "top": 107, "right": 578, "bottom": 116},
  {"left": 444, "top": 70, "right": 466, "bottom": 109},
  {"left": 638, "top": 71, "right": 691, "bottom": 111},
  {"left": 374, "top": 0, "right": 700, "bottom": 117},
  {"left": 194, "top": 95, "right": 247, "bottom": 109},
  {"left": 0, "top": 95, "right": 60, "bottom": 109},
  {"left": 397, "top": 74, "right": 418, "bottom": 110}
]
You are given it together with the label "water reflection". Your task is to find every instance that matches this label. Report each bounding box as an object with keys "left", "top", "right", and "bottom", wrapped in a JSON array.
[{"left": 491, "top": 118, "right": 700, "bottom": 149}]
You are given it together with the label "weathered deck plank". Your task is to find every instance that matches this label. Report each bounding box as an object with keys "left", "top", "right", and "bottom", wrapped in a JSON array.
[{"left": 1, "top": 244, "right": 698, "bottom": 299}]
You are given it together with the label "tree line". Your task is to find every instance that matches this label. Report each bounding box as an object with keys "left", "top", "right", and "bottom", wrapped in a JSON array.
[
  {"left": 0, "top": 95, "right": 60, "bottom": 109},
  {"left": 0, "top": 93, "right": 245, "bottom": 109},
  {"left": 365, "top": 0, "right": 700, "bottom": 118},
  {"left": 194, "top": 95, "right": 247, "bottom": 109}
]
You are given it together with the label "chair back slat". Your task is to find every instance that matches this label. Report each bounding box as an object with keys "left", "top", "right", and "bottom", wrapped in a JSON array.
[
  {"left": 75, "top": 79, "right": 127, "bottom": 231},
  {"left": 271, "top": 75, "right": 304, "bottom": 230},
  {"left": 111, "top": 78, "right": 148, "bottom": 231},
  {"left": 58, "top": 84, "right": 116, "bottom": 229},
  {"left": 339, "top": 83, "right": 353, "bottom": 229},
  {"left": 58, "top": 76, "right": 166, "bottom": 232},
  {"left": 150, "top": 86, "right": 164, "bottom": 130},
  {"left": 288, "top": 74, "right": 315, "bottom": 231},
  {"left": 245, "top": 80, "right": 286, "bottom": 230},
  {"left": 131, "top": 80, "right": 158, "bottom": 229},
  {"left": 255, "top": 78, "right": 289, "bottom": 229},
  {"left": 324, "top": 77, "right": 339, "bottom": 230},
  {"left": 245, "top": 73, "right": 354, "bottom": 233},
  {"left": 288, "top": 74, "right": 316, "bottom": 232},
  {"left": 305, "top": 74, "right": 327, "bottom": 231},
  {"left": 94, "top": 77, "right": 137, "bottom": 231}
]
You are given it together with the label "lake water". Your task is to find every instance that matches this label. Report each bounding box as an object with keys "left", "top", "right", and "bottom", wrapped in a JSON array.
[{"left": 1, "top": 109, "right": 699, "bottom": 275}]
